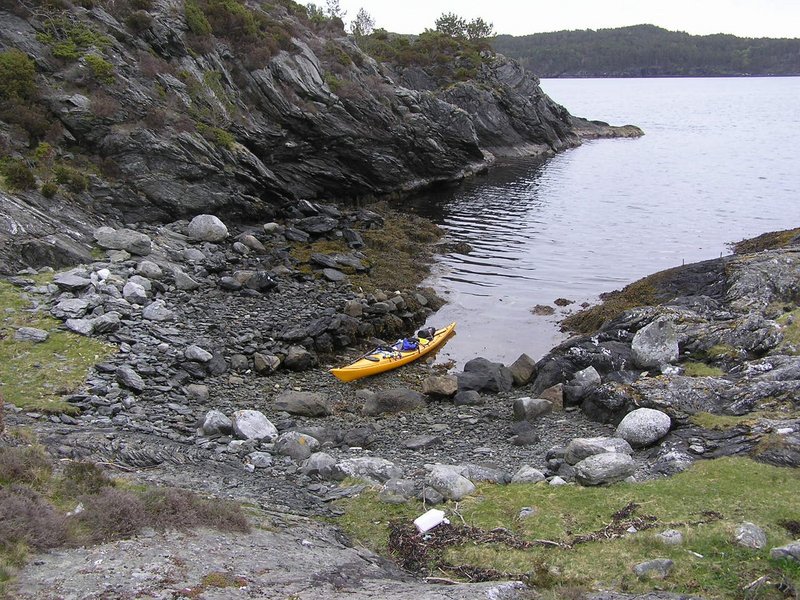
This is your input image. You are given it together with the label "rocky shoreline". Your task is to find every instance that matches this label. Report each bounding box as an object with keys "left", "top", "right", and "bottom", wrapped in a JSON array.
[{"left": 2, "top": 208, "right": 799, "bottom": 597}]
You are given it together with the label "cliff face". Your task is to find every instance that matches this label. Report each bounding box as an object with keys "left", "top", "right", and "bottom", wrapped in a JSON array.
[{"left": 0, "top": 0, "right": 634, "bottom": 273}]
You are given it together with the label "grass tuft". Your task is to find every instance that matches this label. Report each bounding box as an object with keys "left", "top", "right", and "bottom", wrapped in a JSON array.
[{"left": 682, "top": 362, "right": 725, "bottom": 378}]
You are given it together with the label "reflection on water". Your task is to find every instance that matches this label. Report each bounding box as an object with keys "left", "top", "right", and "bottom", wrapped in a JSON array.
[{"left": 407, "top": 77, "right": 800, "bottom": 367}]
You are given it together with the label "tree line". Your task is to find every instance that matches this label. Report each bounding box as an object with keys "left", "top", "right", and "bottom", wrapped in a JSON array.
[{"left": 491, "top": 24, "right": 800, "bottom": 77}]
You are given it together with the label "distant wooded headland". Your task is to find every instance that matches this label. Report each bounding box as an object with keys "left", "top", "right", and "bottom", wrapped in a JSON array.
[{"left": 492, "top": 24, "right": 800, "bottom": 77}]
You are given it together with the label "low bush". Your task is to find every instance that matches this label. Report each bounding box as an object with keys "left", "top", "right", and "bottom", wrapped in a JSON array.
[
  {"left": 61, "top": 462, "right": 114, "bottom": 497},
  {"left": 40, "top": 180, "right": 58, "bottom": 198},
  {"left": 84, "top": 54, "right": 115, "bottom": 83},
  {"left": 0, "top": 49, "right": 37, "bottom": 102},
  {"left": 125, "top": 10, "right": 153, "bottom": 33},
  {"left": 141, "top": 487, "right": 250, "bottom": 533},
  {"left": 77, "top": 488, "right": 147, "bottom": 543},
  {"left": 0, "top": 446, "right": 52, "bottom": 486},
  {"left": 37, "top": 17, "right": 110, "bottom": 61},
  {"left": 197, "top": 124, "right": 235, "bottom": 149},
  {"left": 90, "top": 91, "right": 120, "bottom": 118},
  {"left": 1, "top": 103, "right": 52, "bottom": 143},
  {"left": 54, "top": 164, "right": 89, "bottom": 192},
  {"left": 2, "top": 159, "right": 36, "bottom": 191},
  {"left": 0, "top": 485, "right": 68, "bottom": 551}
]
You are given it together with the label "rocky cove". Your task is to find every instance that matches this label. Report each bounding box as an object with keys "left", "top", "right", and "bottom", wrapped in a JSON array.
[
  {"left": 0, "top": 1, "right": 798, "bottom": 598},
  {"left": 1, "top": 210, "right": 799, "bottom": 599}
]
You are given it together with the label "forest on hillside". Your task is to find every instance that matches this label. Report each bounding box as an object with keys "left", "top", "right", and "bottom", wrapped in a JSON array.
[{"left": 492, "top": 24, "right": 800, "bottom": 77}]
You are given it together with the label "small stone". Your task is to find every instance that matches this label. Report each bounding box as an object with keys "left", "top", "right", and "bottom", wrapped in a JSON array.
[
  {"left": 173, "top": 270, "right": 201, "bottom": 291},
  {"left": 632, "top": 558, "right": 674, "bottom": 579},
  {"left": 185, "top": 344, "right": 213, "bottom": 363},
  {"left": 512, "top": 397, "right": 552, "bottom": 421},
  {"left": 122, "top": 281, "right": 147, "bottom": 304},
  {"left": 656, "top": 530, "right": 684, "bottom": 546},
  {"left": 511, "top": 466, "right": 546, "bottom": 484},
  {"left": 734, "top": 522, "right": 767, "bottom": 549},
  {"left": 246, "top": 451, "right": 273, "bottom": 468},
  {"left": 770, "top": 541, "right": 800, "bottom": 562},
  {"left": 142, "top": 300, "right": 174, "bottom": 321},
  {"left": 14, "top": 327, "right": 49, "bottom": 342}
]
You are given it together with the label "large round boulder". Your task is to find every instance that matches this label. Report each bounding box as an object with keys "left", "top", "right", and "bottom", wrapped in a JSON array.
[
  {"left": 187, "top": 214, "right": 228, "bottom": 242},
  {"left": 615, "top": 408, "right": 671, "bottom": 448}
]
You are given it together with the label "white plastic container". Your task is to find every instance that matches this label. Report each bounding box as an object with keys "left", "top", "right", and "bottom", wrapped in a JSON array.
[{"left": 413, "top": 508, "right": 449, "bottom": 533}]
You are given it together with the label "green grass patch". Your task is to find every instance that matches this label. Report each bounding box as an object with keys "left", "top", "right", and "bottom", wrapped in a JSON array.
[
  {"left": 0, "top": 281, "right": 115, "bottom": 414},
  {"left": 682, "top": 362, "right": 725, "bottom": 378},
  {"left": 689, "top": 412, "right": 757, "bottom": 431},
  {"left": 334, "top": 457, "right": 799, "bottom": 598}
]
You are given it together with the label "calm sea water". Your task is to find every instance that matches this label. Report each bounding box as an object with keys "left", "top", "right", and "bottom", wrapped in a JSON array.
[{"left": 411, "top": 77, "right": 800, "bottom": 366}]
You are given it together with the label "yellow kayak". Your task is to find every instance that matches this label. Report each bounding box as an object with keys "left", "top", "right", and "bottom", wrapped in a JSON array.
[{"left": 330, "top": 322, "right": 456, "bottom": 382}]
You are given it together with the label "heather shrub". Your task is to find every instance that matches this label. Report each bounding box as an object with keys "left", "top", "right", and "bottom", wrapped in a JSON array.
[
  {"left": 138, "top": 51, "right": 172, "bottom": 78},
  {"left": 90, "top": 91, "right": 121, "bottom": 118},
  {"left": 125, "top": 10, "right": 153, "bottom": 33},
  {"left": 54, "top": 164, "right": 89, "bottom": 192},
  {"left": 77, "top": 488, "right": 147, "bottom": 543},
  {"left": 2, "top": 104, "right": 51, "bottom": 143},
  {"left": 141, "top": 487, "right": 250, "bottom": 533},
  {"left": 0, "top": 446, "right": 52, "bottom": 485},
  {"left": 40, "top": 180, "right": 58, "bottom": 198},
  {"left": 0, "top": 485, "right": 68, "bottom": 551},
  {"left": 60, "top": 461, "right": 114, "bottom": 497}
]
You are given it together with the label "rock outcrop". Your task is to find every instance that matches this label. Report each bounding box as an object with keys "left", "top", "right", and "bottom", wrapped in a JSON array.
[{"left": 0, "top": 1, "right": 639, "bottom": 274}]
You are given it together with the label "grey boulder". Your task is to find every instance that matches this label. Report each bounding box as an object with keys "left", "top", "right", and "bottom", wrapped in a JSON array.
[
  {"left": 362, "top": 388, "right": 425, "bottom": 416},
  {"left": 565, "top": 436, "right": 633, "bottom": 465},
  {"left": 187, "top": 214, "right": 228, "bottom": 242},
  {"left": 426, "top": 465, "right": 476, "bottom": 500},
  {"left": 232, "top": 410, "right": 278, "bottom": 442},
  {"left": 574, "top": 452, "right": 636, "bottom": 486},
  {"left": 93, "top": 227, "right": 152, "bottom": 256},
  {"left": 273, "top": 390, "right": 332, "bottom": 417},
  {"left": 632, "top": 318, "right": 679, "bottom": 369},
  {"left": 615, "top": 408, "right": 672, "bottom": 448},
  {"left": 202, "top": 410, "right": 233, "bottom": 436}
]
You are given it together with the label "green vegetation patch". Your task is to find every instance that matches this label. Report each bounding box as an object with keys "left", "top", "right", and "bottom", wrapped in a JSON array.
[
  {"left": 0, "top": 49, "right": 38, "bottom": 103},
  {"left": 682, "top": 361, "right": 725, "bottom": 378},
  {"left": 83, "top": 54, "right": 115, "bottom": 83},
  {"left": 36, "top": 17, "right": 110, "bottom": 61},
  {"left": 0, "top": 280, "right": 115, "bottom": 414},
  {"left": 776, "top": 308, "right": 800, "bottom": 355},
  {"left": 732, "top": 227, "right": 800, "bottom": 254},
  {"left": 335, "top": 457, "right": 799, "bottom": 598},
  {"left": 361, "top": 29, "right": 488, "bottom": 84}
]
